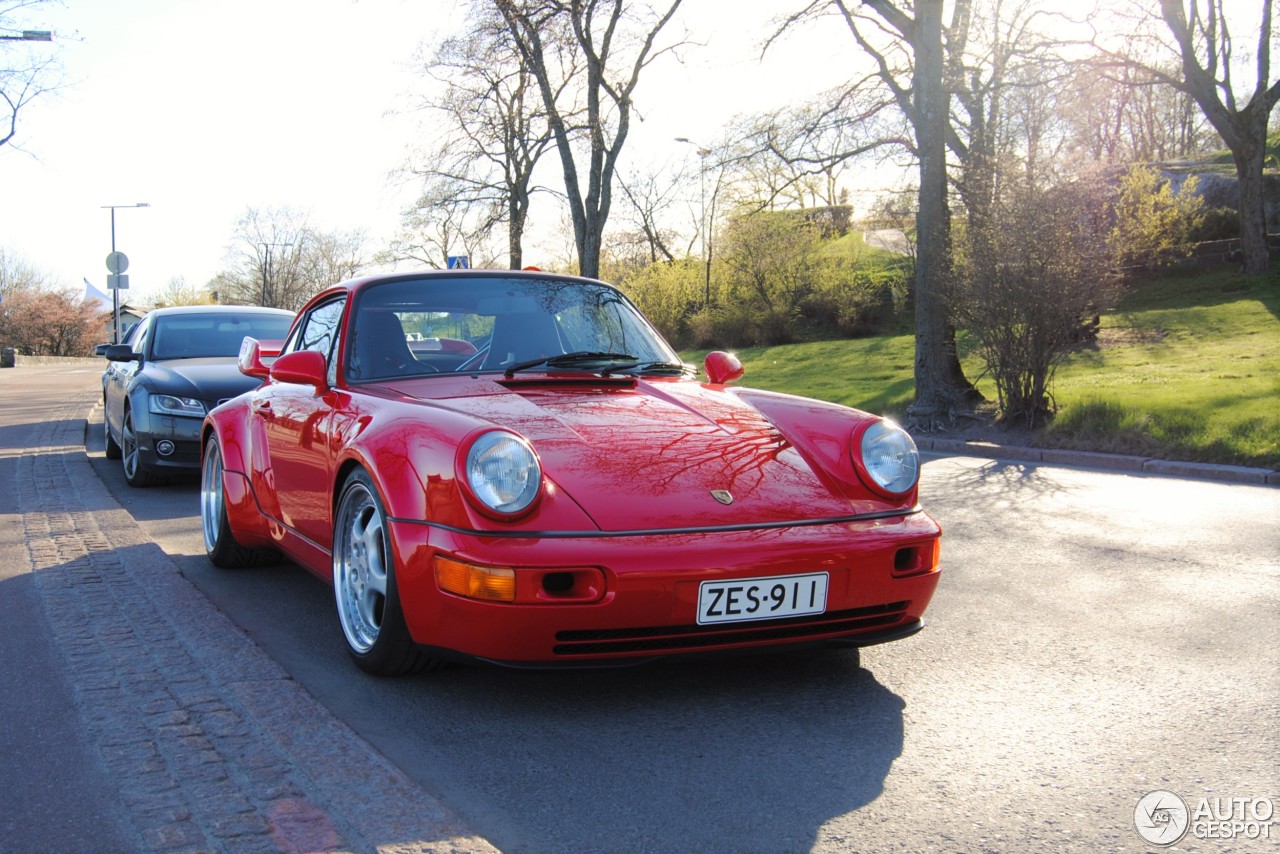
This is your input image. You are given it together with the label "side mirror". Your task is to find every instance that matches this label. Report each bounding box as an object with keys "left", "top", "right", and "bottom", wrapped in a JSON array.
[
  {"left": 704, "top": 351, "right": 744, "bottom": 385},
  {"left": 270, "top": 349, "right": 328, "bottom": 391},
  {"left": 103, "top": 344, "right": 141, "bottom": 363},
  {"left": 237, "top": 338, "right": 271, "bottom": 380}
]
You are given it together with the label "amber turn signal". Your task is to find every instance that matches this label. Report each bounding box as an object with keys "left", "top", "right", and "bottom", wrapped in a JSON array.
[{"left": 434, "top": 556, "right": 516, "bottom": 602}]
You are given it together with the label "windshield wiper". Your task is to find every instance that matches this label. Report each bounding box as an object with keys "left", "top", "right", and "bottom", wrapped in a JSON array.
[
  {"left": 600, "top": 360, "right": 695, "bottom": 377},
  {"left": 503, "top": 351, "right": 638, "bottom": 378}
]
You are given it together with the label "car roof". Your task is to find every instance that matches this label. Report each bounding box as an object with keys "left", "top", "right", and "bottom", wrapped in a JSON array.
[
  {"left": 145, "top": 305, "right": 294, "bottom": 317},
  {"left": 305, "top": 268, "right": 615, "bottom": 305}
]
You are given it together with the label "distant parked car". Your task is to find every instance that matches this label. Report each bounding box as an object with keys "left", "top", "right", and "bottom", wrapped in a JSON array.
[
  {"left": 199, "top": 270, "right": 942, "bottom": 676},
  {"left": 102, "top": 305, "right": 294, "bottom": 487}
]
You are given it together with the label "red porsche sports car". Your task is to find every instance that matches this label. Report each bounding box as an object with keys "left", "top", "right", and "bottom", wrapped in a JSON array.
[{"left": 200, "top": 270, "right": 941, "bottom": 675}]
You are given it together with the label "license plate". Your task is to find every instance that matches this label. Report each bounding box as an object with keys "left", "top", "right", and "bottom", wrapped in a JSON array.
[{"left": 696, "top": 572, "right": 829, "bottom": 626}]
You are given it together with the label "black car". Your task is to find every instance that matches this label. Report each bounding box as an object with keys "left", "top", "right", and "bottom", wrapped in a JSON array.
[{"left": 102, "top": 305, "right": 294, "bottom": 486}]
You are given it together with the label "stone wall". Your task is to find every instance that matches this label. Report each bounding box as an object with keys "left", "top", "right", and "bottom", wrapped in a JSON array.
[{"left": 0, "top": 350, "right": 102, "bottom": 368}]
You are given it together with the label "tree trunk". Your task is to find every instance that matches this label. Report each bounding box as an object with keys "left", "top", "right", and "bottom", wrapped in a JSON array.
[
  {"left": 1157, "top": 0, "right": 1278, "bottom": 276},
  {"left": 909, "top": 0, "right": 972, "bottom": 425},
  {"left": 1234, "top": 139, "right": 1272, "bottom": 274},
  {"left": 508, "top": 191, "right": 525, "bottom": 270}
]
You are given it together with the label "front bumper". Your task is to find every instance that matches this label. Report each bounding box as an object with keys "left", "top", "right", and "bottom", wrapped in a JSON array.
[
  {"left": 130, "top": 408, "right": 204, "bottom": 473},
  {"left": 391, "top": 511, "right": 942, "bottom": 666}
]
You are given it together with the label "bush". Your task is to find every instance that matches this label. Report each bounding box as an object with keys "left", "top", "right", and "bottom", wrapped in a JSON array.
[
  {"left": 1187, "top": 206, "right": 1240, "bottom": 242},
  {"left": 957, "top": 183, "right": 1121, "bottom": 428},
  {"left": 801, "top": 263, "right": 908, "bottom": 338},
  {"left": 1108, "top": 165, "right": 1206, "bottom": 269},
  {"left": 687, "top": 304, "right": 797, "bottom": 349},
  {"left": 616, "top": 259, "right": 703, "bottom": 347}
]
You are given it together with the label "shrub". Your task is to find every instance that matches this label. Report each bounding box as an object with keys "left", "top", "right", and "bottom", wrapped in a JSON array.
[
  {"left": 1108, "top": 165, "right": 1206, "bottom": 269},
  {"left": 956, "top": 183, "right": 1121, "bottom": 428},
  {"left": 1187, "top": 206, "right": 1240, "bottom": 242},
  {"left": 616, "top": 259, "right": 703, "bottom": 347}
]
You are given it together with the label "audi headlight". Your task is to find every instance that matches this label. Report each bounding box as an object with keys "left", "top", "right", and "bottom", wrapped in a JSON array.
[
  {"left": 149, "top": 394, "right": 206, "bottom": 417},
  {"left": 856, "top": 419, "right": 919, "bottom": 497},
  {"left": 464, "top": 431, "right": 542, "bottom": 516}
]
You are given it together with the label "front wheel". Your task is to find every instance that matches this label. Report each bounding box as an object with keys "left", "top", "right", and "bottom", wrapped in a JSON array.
[
  {"left": 201, "top": 436, "right": 279, "bottom": 568},
  {"left": 121, "top": 408, "right": 160, "bottom": 487},
  {"left": 333, "top": 469, "right": 439, "bottom": 676}
]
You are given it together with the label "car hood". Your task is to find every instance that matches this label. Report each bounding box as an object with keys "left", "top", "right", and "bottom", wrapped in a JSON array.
[
  {"left": 410, "top": 379, "right": 870, "bottom": 531},
  {"left": 146, "top": 359, "right": 265, "bottom": 404}
]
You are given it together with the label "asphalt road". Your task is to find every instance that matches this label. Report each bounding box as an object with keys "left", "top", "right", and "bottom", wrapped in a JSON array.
[{"left": 83, "top": 395, "right": 1280, "bottom": 851}]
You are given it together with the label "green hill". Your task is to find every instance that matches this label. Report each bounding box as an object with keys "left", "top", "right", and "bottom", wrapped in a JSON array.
[{"left": 684, "top": 264, "right": 1280, "bottom": 469}]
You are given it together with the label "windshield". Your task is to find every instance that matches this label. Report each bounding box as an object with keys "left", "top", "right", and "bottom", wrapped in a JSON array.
[
  {"left": 151, "top": 313, "right": 293, "bottom": 360},
  {"left": 347, "top": 276, "right": 682, "bottom": 382}
]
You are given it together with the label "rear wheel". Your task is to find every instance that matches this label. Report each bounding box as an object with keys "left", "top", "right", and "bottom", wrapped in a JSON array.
[
  {"left": 333, "top": 469, "right": 439, "bottom": 676},
  {"left": 121, "top": 408, "right": 161, "bottom": 487},
  {"left": 200, "top": 436, "right": 279, "bottom": 568},
  {"left": 103, "top": 402, "right": 122, "bottom": 460}
]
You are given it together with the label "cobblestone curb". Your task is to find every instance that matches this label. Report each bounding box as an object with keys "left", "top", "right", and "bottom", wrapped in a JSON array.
[
  {"left": 19, "top": 390, "right": 498, "bottom": 854},
  {"left": 915, "top": 436, "right": 1280, "bottom": 487}
]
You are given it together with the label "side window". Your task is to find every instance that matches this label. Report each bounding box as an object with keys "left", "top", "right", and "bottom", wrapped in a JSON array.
[
  {"left": 130, "top": 316, "right": 152, "bottom": 358},
  {"left": 287, "top": 298, "right": 346, "bottom": 384},
  {"left": 287, "top": 300, "right": 344, "bottom": 359}
]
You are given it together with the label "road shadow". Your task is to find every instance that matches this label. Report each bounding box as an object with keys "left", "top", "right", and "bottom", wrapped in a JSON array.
[
  {"left": 190, "top": 551, "right": 906, "bottom": 853},
  {"left": 923, "top": 455, "right": 1078, "bottom": 510},
  {"left": 370, "top": 646, "right": 905, "bottom": 853}
]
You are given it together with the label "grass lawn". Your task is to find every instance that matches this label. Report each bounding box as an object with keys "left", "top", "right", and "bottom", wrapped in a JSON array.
[{"left": 682, "top": 264, "right": 1280, "bottom": 469}]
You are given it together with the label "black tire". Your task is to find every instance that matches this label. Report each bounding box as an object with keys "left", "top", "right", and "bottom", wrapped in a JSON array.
[
  {"left": 332, "top": 469, "right": 440, "bottom": 676},
  {"left": 200, "top": 435, "right": 280, "bottom": 568},
  {"left": 103, "top": 402, "right": 122, "bottom": 460},
  {"left": 121, "top": 408, "right": 161, "bottom": 487}
]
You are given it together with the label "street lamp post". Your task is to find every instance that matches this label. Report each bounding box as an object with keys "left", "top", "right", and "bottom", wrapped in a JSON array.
[
  {"left": 259, "top": 242, "right": 293, "bottom": 307},
  {"left": 102, "top": 203, "right": 150, "bottom": 344},
  {"left": 676, "top": 137, "right": 713, "bottom": 306}
]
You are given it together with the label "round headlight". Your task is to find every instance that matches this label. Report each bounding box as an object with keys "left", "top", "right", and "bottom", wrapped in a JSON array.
[
  {"left": 465, "top": 431, "right": 542, "bottom": 516},
  {"left": 857, "top": 419, "right": 920, "bottom": 496}
]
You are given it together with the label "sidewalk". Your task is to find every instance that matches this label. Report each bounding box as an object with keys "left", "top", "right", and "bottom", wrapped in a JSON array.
[{"left": 12, "top": 381, "right": 497, "bottom": 853}]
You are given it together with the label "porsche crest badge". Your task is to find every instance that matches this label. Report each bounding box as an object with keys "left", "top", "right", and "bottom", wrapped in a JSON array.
[{"left": 710, "top": 489, "right": 734, "bottom": 505}]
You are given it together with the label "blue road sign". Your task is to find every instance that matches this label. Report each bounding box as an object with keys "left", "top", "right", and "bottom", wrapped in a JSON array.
[{"left": 447, "top": 255, "right": 470, "bottom": 270}]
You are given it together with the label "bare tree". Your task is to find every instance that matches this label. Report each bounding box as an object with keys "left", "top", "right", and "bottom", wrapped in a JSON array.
[
  {"left": 1160, "top": 0, "right": 1277, "bottom": 273},
  {"left": 616, "top": 164, "right": 686, "bottom": 264},
  {"left": 726, "top": 84, "right": 904, "bottom": 212},
  {"left": 404, "top": 9, "right": 562, "bottom": 268},
  {"left": 1, "top": 0, "right": 60, "bottom": 150},
  {"left": 1062, "top": 60, "right": 1217, "bottom": 164},
  {"left": 211, "top": 207, "right": 368, "bottom": 309},
  {"left": 494, "top": 0, "right": 685, "bottom": 279},
  {"left": 151, "top": 276, "right": 214, "bottom": 307},
  {"left": 0, "top": 244, "right": 51, "bottom": 295},
  {"left": 1101, "top": 0, "right": 1279, "bottom": 274},
  {"left": 380, "top": 175, "right": 503, "bottom": 270},
  {"left": 289, "top": 228, "right": 367, "bottom": 291},
  {"left": 944, "top": 0, "right": 1074, "bottom": 260}
]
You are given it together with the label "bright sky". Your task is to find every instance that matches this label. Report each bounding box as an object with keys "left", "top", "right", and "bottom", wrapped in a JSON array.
[{"left": 1, "top": 0, "right": 852, "bottom": 303}]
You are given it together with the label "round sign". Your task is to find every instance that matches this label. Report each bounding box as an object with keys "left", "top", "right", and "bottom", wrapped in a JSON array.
[{"left": 105, "top": 251, "right": 129, "bottom": 274}]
